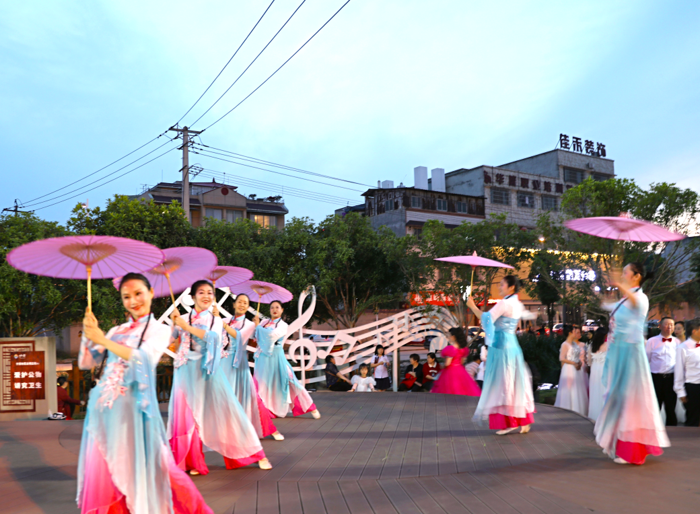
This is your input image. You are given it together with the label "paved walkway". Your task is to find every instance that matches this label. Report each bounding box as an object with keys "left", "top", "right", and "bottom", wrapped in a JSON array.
[{"left": 2, "top": 392, "right": 700, "bottom": 513}]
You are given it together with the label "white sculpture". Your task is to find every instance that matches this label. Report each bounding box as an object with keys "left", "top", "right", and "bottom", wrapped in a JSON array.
[{"left": 158, "top": 285, "right": 458, "bottom": 391}]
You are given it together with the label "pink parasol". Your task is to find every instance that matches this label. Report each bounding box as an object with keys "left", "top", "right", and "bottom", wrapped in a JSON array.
[
  {"left": 206, "top": 266, "right": 254, "bottom": 289},
  {"left": 7, "top": 235, "right": 164, "bottom": 311},
  {"left": 435, "top": 251, "right": 514, "bottom": 293},
  {"left": 564, "top": 214, "right": 686, "bottom": 242},
  {"left": 228, "top": 280, "right": 292, "bottom": 312},
  {"left": 112, "top": 247, "right": 217, "bottom": 302}
]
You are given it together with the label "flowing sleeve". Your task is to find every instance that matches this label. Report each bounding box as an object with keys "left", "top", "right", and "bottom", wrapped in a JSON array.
[
  {"left": 201, "top": 316, "right": 223, "bottom": 375},
  {"left": 241, "top": 319, "right": 256, "bottom": 345},
  {"left": 481, "top": 312, "right": 496, "bottom": 347},
  {"left": 254, "top": 325, "right": 277, "bottom": 357},
  {"left": 270, "top": 320, "right": 288, "bottom": 342},
  {"left": 559, "top": 342, "right": 569, "bottom": 362},
  {"left": 674, "top": 344, "right": 687, "bottom": 398},
  {"left": 123, "top": 324, "right": 170, "bottom": 417},
  {"left": 78, "top": 327, "right": 117, "bottom": 369}
]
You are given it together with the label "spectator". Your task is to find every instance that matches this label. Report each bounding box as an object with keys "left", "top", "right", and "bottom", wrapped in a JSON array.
[
  {"left": 369, "top": 345, "right": 391, "bottom": 391},
  {"left": 476, "top": 345, "right": 487, "bottom": 389},
  {"left": 422, "top": 352, "right": 441, "bottom": 391},
  {"left": 325, "top": 355, "right": 352, "bottom": 391},
  {"left": 675, "top": 321, "right": 686, "bottom": 342},
  {"left": 398, "top": 354, "right": 424, "bottom": 392},
  {"left": 57, "top": 376, "right": 83, "bottom": 420},
  {"left": 646, "top": 317, "right": 681, "bottom": 426},
  {"left": 350, "top": 364, "right": 376, "bottom": 392},
  {"left": 465, "top": 354, "right": 480, "bottom": 380},
  {"left": 675, "top": 318, "right": 700, "bottom": 426},
  {"left": 554, "top": 324, "right": 588, "bottom": 417}
]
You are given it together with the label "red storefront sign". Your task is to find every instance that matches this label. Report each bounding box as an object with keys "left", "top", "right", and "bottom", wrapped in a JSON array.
[
  {"left": 10, "top": 351, "right": 45, "bottom": 400},
  {"left": 410, "top": 292, "right": 455, "bottom": 307}
]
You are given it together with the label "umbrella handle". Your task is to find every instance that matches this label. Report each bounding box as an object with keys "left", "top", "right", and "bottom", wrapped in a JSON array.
[
  {"left": 470, "top": 267, "right": 475, "bottom": 295},
  {"left": 165, "top": 272, "right": 176, "bottom": 304},
  {"left": 87, "top": 266, "right": 92, "bottom": 313}
]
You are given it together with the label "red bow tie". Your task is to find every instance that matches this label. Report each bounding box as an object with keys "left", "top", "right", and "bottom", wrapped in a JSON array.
[
  {"left": 662, "top": 338, "right": 672, "bottom": 342},
  {"left": 696, "top": 342, "right": 700, "bottom": 349}
]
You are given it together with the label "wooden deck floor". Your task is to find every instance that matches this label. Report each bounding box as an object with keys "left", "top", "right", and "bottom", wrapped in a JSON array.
[{"left": 2, "top": 392, "right": 700, "bottom": 513}]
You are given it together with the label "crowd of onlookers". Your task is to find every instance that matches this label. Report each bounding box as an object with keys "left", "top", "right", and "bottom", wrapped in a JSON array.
[
  {"left": 552, "top": 316, "right": 700, "bottom": 427},
  {"left": 323, "top": 337, "right": 487, "bottom": 393}
]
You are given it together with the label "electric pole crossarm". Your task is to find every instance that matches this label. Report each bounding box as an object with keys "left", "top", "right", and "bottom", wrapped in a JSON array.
[{"left": 168, "top": 126, "right": 203, "bottom": 224}]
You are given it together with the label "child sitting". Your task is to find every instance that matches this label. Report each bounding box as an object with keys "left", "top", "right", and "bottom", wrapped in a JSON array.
[{"left": 350, "top": 364, "right": 376, "bottom": 392}]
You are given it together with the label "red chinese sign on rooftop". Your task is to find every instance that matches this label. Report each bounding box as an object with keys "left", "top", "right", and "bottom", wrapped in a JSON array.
[{"left": 10, "top": 351, "right": 45, "bottom": 400}]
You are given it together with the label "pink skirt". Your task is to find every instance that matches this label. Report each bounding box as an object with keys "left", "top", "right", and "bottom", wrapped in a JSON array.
[
  {"left": 616, "top": 440, "right": 663, "bottom": 465},
  {"left": 489, "top": 412, "right": 535, "bottom": 430},
  {"left": 80, "top": 440, "right": 212, "bottom": 514}
]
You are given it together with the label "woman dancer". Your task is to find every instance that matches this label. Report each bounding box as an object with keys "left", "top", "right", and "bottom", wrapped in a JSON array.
[
  {"left": 587, "top": 326, "right": 609, "bottom": 421},
  {"left": 369, "top": 345, "right": 391, "bottom": 391},
  {"left": 431, "top": 327, "right": 481, "bottom": 396},
  {"left": 594, "top": 263, "right": 670, "bottom": 464},
  {"left": 254, "top": 300, "right": 321, "bottom": 419},
  {"left": 467, "top": 275, "right": 536, "bottom": 435},
  {"left": 554, "top": 324, "right": 589, "bottom": 417},
  {"left": 77, "top": 273, "right": 212, "bottom": 513},
  {"left": 218, "top": 294, "right": 284, "bottom": 440},
  {"left": 168, "top": 280, "right": 271, "bottom": 475}
]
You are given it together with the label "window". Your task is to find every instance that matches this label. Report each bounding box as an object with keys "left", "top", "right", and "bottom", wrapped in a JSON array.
[
  {"left": 226, "top": 210, "right": 243, "bottom": 223},
  {"left": 250, "top": 214, "right": 277, "bottom": 228},
  {"left": 591, "top": 172, "right": 609, "bottom": 182},
  {"left": 563, "top": 167, "right": 585, "bottom": 184},
  {"left": 411, "top": 196, "right": 422, "bottom": 208},
  {"left": 205, "top": 208, "right": 222, "bottom": 220},
  {"left": 384, "top": 199, "right": 394, "bottom": 211},
  {"left": 436, "top": 199, "right": 447, "bottom": 211},
  {"left": 456, "top": 201, "right": 467, "bottom": 213},
  {"left": 542, "top": 195, "right": 558, "bottom": 211},
  {"left": 491, "top": 188, "right": 509, "bottom": 205},
  {"left": 517, "top": 193, "right": 535, "bottom": 208}
]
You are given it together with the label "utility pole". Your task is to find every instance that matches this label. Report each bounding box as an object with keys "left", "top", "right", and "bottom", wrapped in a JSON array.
[{"left": 168, "top": 126, "right": 203, "bottom": 224}]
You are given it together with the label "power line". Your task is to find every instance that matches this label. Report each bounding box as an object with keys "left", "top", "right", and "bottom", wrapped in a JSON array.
[
  {"left": 202, "top": 0, "right": 352, "bottom": 131},
  {"left": 200, "top": 168, "right": 356, "bottom": 203},
  {"left": 19, "top": 133, "right": 166, "bottom": 207},
  {"left": 190, "top": 0, "right": 307, "bottom": 128},
  {"left": 32, "top": 146, "right": 179, "bottom": 212},
  {"left": 175, "top": 0, "right": 277, "bottom": 125},
  {"left": 198, "top": 169, "right": 354, "bottom": 205},
  {"left": 23, "top": 139, "right": 176, "bottom": 208},
  {"left": 192, "top": 147, "right": 364, "bottom": 192},
  {"left": 193, "top": 142, "right": 373, "bottom": 188}
]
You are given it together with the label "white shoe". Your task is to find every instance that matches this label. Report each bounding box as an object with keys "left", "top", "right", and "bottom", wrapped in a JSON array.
[
  {"left": 495, "top": 427, "right": 518, "bottom": 436},
  {"left": 614, "top": 457, "right": 630, "bottom": 465},
  {"left": 189, "top": 469, "right": 200, "bottom": 476},
  {"left": 259, "top": 458, "right": 272, "bottom": 470},
  {"left": 272, "top": 431, "right": 285, "bottom": 441},
  {"left": 311, "top": 409, "right": 321, "bottom": 419},
  {"left": 520, "top": 425, "right": 531, "bottom": 434}
]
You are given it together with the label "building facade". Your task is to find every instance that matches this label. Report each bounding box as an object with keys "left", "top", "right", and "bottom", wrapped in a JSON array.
[
  {"left": 135, "top": 181, "right": 288, "bottom": 229},
  {"left": 361, "top": 168, "right": 486, "bottom": 237},
  {"left": 440, "top": 149, "right": 615, "bottom": 229}
]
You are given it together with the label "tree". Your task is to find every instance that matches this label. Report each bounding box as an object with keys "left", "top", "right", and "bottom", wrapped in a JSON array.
[
  {"left": 68, "top": 195, "right": 191, "bottom": 248},
  {"left": 539, "top": 178, "right": 700, "bottom": 316},
  {"left": 412, "top": 215, "right": 537, "bottom": 327},
  {"left": 0, "top": 213, "right": 85, "bottom": 336},
  {"left": 526, "top": 250, "right": 562, "bottom": 330},
  {"left": 307, "top": 213, "right": 407, "bottom": 329}
]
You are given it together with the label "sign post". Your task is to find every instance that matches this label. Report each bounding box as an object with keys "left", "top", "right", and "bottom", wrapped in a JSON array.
[{"left": 9, "top": 351, "right": 45, "bottom": 401}]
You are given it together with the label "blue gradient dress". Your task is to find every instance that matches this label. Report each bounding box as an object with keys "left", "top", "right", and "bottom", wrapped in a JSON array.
[
  {"left": 221, "top": 315, "right": 277, "bottom": 437},
  {"left": 472, "top": 295, "right": 536, "bottom": 429},
  {"left": 167, "top": 308, "right": 265, "bottom": 474},
  {"left": 593, "top": 288, "right": 669, "bottom": 464},
  {"left": 77, "top": 315, "right": 211, "bottom": 514},
  {"left": 254, "top": 318, "right": 316, "bottom": 418}
]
